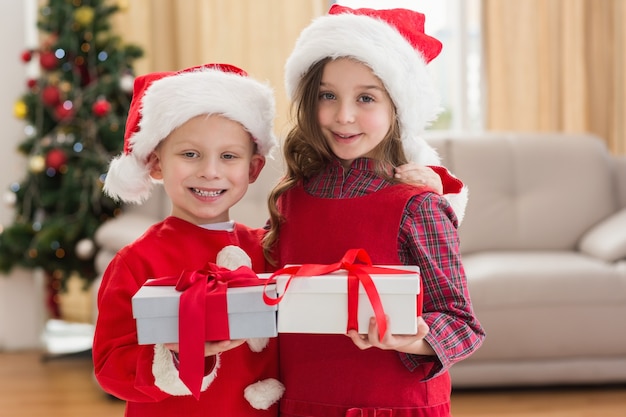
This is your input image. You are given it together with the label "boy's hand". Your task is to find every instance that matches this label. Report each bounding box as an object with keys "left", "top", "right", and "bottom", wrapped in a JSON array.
[
  {"left": 394, "top": 164, "right": 443, "bottom": 194},
  {"left": 164, "top": 339, "right": 246, "bottom": 357},
  {"left": 346, "top": 316, "right": 435, "bottom": 355}
]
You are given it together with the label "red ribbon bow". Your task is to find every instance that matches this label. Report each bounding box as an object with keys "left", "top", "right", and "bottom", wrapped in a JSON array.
[
  {"left": 263, "top": 249, "right": 422, "bottom": 340},
  {"left": 146, "top": 263, "right": 262, "bottom": 399}
]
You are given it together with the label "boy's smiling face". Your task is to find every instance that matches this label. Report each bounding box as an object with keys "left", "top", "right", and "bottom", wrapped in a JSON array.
[{"left": 148, "top": 114, "right": 265, "bottom": 225}]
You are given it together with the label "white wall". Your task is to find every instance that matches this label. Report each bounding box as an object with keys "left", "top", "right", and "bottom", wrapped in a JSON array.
[
  {"left": 0, "top": 2, "right": 30, "bottom": 225},
  {"left": 0, "top": 0, "right": 46, "bottom": 350}
]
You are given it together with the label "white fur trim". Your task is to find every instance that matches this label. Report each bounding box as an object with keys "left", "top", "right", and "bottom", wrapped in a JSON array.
[
  {"left": 444, "top": 185, "right": 468, "bottom": 225},
  {"left": 400, "top": 136, "right": 468, "bottom": 224},
  {"left": 105, "top": 68, "right": 276, "bottom": 203},
  {"left": 402, "top": 135, "right": 442, "bottom": 166},
  {"left": 103, "top": 153, "right": 155, "bottom": 203},
  {"left": 244, "top": 378, "right": 285, "bottom": 410},
  {"left": 246, "top": 337, "right": 269, "bottom": 352},
  {"left": 284, "top": 13, "right": 441, "bottom": 157},
  {"left": 152, "top": 344, "right": 220, "bottom": 396},
  {"left": 216, "top": 245, "right": 252, "bottom": 270},
  {"left": 216, "top": 246, "right": 270, "bottom": 353}
]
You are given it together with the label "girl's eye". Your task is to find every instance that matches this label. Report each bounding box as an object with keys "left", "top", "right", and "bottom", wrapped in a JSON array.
[
  {"left": 182, "top": 151, "right": 199, "bottom": 158},
  {"left": 319, "top": 92, "right": 335, "bottom": 100},
  {"left": 358, "top": 95, "right": 375, "bottom": 103}
]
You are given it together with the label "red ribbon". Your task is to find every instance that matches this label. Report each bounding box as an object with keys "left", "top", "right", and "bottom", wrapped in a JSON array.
[
  {"left": 145, "top": 263, "right": 262, "bottom": 399},
  {"left": 263, "top": 249, "right": 422, "bottom": 340}
]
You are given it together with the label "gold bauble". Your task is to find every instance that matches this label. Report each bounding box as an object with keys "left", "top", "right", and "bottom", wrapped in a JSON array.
[
  {"left": 29, "top": 155, "right": 46, "bottom": 173},
  {"left": 74, "top": 6, "right": 95, "bottom": 27},
  {"left": 13, "top": 100, "right": 28, "bottom": 119},
  {"left": 59, "top": 81, "right": 72, "bottom": 93}
]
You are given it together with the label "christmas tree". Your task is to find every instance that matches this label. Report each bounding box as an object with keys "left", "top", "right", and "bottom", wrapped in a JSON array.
[{"left": 0, "top": 0, "right": 143, "bottom": 304}]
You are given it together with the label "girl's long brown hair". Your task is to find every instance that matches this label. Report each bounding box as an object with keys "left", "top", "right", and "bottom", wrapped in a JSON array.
[{"left": 262, "top": 57, "right": 407, "bottom": 265}]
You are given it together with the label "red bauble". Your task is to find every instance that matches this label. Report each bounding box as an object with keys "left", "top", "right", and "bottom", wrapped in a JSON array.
[
  {"left": 27, "top": 79, "right": 37, "bottom": 89},
  {"left": 45, "top": 149, "right": 68, "bottom": 170},
  {"left": 54, "top": 102, "right": 74, "bottom": 121},
  {"left": 39, "top": 51, "right": 58, "bottom": 71},
  {"left": 41, "top": 85, "right": 61, "bottom": 106},
  {"left": 21, "top": 50, "right": 32, "bottom": 62},
  {"left": 92, "top": 98, "right": 111, "bottom": 117}
]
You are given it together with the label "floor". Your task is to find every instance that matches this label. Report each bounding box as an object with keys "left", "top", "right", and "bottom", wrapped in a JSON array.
[{"left": 1, "top": 349, "right": 624, "bottom": 417}]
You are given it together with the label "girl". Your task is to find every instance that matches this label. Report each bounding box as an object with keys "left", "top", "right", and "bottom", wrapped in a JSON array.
[{"left": 264, "top": 5, "right": 485, "bottom": 417}]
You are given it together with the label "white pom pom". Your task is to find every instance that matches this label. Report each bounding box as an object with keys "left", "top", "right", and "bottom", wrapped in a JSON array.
[
  {"left": 244, "top": 378, "right": 285, "bottom": 410},
  {"left": 216, "top": 245, "right": 252, "bottom": 270},
  {"left": 246, "top": 337, "right": 269, "bottom": 352},
  {"left": 103, "top": 154, "right": 154, "bottom": 204}
]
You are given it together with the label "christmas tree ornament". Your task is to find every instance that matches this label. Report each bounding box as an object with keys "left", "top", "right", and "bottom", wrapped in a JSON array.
[
  {"left": 21, "top": 50, "right": 33, "bottom": 62},
  {"left": 54, "top": 101, "right": 75, "bottom": 121},
  {"left": 92, "top": 98, "right": 111, "bottom": 117},
  {"left": 59, "top": 81, "right": 72, "bottom": 93},
  {"left": 27, "top": 78, "right": 38, "bottom": 89},
  {"left": 75, "top": 238, "right": 96, "bottom": 260},
  {"left": 3, "top": 191, "right": 17, "bottom": 207},
  {"left": 24, "top": 125, "right": 36, "bottom": 137},
  {"left": 119, "top": 73, "right": 134, "bottom": 92},
  {"left": 45, "top": 148, "right": 68, "bottom": 170},
  {"left": 29, "top": 155, "right": 46, "bottom": 173},
  {"left": 73, "top": 6, "right": 95, "bottom": 27},
  {"left": 13, "top": 100, "right": 28, "bottom": 119},
  {"left": 41, "top": 85, "right": 61, "bottom": 106},
  {"left": 39, "top": 50, "right": 59, "bottom": 71}
]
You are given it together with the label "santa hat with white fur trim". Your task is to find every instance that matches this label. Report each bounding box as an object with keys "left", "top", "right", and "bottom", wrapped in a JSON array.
[
  {"left": 104, "top": 63, "right": 277, "bottom": 204},
  {"left": 285, "top": 5, "right": 469, "bottom": 223}
]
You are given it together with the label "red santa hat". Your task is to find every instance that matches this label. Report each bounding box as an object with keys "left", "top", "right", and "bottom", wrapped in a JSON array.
[
  {"left": 284, "top": 4, "right": 443, "bottom": 165},
  {"left": 104, "top": 63, "right": 277, "bottom": 204}
]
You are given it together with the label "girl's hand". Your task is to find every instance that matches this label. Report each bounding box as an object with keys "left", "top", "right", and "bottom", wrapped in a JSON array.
[
  {"left": 394, "top": 164, "right": 443, "bottom": 195},
  {"left": 164, "top": 339, "right": 246, "bottom": 357},
  {"left": 346, "top": 316, "right": 434, "bottom": 355}
]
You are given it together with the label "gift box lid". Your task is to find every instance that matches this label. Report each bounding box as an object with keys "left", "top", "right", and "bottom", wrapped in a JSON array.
[
  {"left": 132, "top": 282, "right": 277, "bottom": 319},
  {"left": 267, "top": 265, "right": 420, "bottom": 295}
]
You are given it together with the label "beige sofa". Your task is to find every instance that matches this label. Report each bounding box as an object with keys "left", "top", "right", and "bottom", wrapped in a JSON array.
[
  {"left": 93, "top": 132, "right": 626, "bottom": 388},
  {"left": 428, "top": 132, "right": 626, "bottom": 388}
]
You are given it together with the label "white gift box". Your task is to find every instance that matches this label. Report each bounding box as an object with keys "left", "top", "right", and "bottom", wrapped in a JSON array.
[
  {"left": 265, "top": 265, "right": 420, "bottom": 335},
  {"left": 132, "top": 283, "right": 278, "bottom": 345}
]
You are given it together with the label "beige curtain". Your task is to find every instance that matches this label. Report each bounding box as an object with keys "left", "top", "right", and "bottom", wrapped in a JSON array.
[
  {"left": 483, "top": 0, "right": 626, "bottom": 155},
  {"left": 111, "top": 0, "right": 328, "bottom": 133}
]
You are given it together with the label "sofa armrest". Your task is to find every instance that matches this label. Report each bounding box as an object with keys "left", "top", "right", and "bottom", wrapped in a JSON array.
[
  {"left": 95, "top": 213, "right": 156, "bottom": 253},
  {"left": 578, "top": 208, "right": 626, "bottom": 262}
]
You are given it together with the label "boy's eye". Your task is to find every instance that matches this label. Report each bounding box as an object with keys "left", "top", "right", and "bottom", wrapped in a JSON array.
[
  {"left": 182, "top": 151, "right": 199, "bottom": 158},
  {"left": 221, "top": 153, "right": 237, "bottom": 160},
  {"left": 319, "top": 92, "right": 335, "bottom": 100}
]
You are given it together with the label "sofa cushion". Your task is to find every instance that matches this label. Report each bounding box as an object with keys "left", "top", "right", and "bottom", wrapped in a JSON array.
[
  {"left": 462, "top": 251, "right": 626, "bottom": 360},
  {"left": 578, "top": 208, "right": 626, "bottom": 262},
  {"left": 427, "top": 133, "right": 619, "bottom": 255}
]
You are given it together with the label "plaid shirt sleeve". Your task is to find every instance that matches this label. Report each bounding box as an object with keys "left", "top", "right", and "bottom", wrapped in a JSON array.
[{"left": 398, "top": 192, "right": 485, "bottom": 380}]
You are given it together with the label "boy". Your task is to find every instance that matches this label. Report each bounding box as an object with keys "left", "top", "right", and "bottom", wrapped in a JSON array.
[{"left": 93, "top": 63, "right": 283, "bottom": 417}]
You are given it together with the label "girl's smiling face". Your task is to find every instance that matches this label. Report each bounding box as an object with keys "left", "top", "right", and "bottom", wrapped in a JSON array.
[
  {"left": 317, "top": 58, "right": 394, "bottom": 168},
  {"left": 148, "top": 114, "right": 265, "bottom": 225}
]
